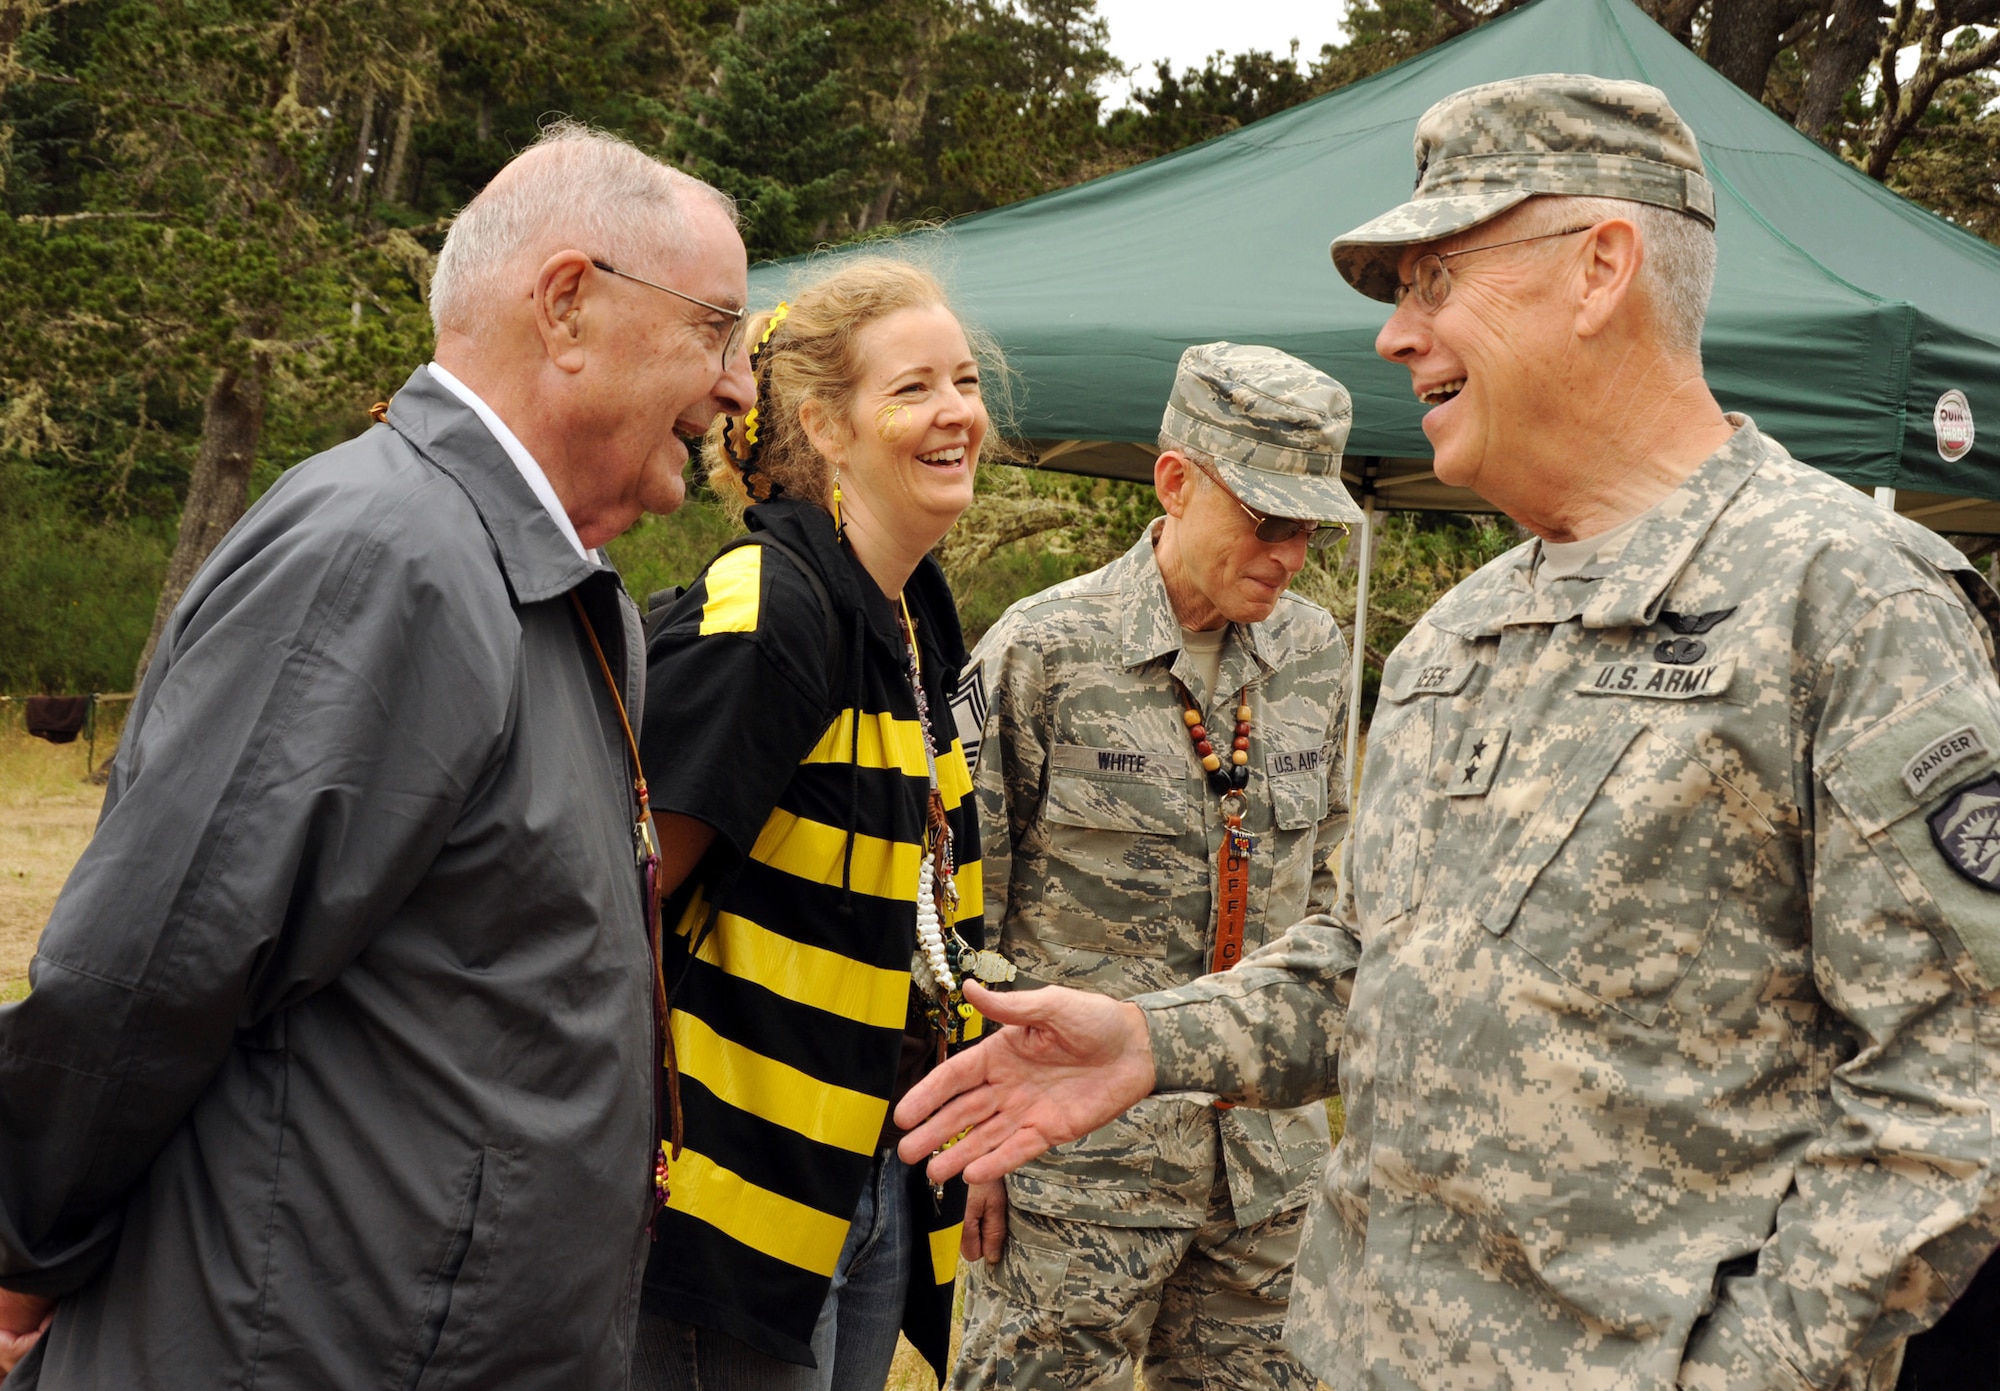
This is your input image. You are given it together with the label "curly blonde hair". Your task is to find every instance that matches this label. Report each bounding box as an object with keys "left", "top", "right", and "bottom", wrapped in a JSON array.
[{"left": 705, "top": 257, "right": 1009, "bottom": 515}]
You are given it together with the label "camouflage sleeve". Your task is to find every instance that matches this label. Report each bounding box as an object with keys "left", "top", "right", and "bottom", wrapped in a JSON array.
[
  {"left": 1681, "top": 584, "right": 2000, "bottom": 1390},
  {"left": 1134, "top": 904, "right": 1357, "bottom": 1108},
  {"left": 1307, "top": 709, "right": 1351, "bottom": 919},
  {"left": 968, "top": 615, "right": 1047, "bottom": 952}
]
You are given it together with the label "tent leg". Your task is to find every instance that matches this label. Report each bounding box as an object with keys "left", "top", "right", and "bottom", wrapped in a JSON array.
[
  {"left": 1874, "top": 486, "right": 1898, "bottom": 510},
  {"left": 1343, "top": 495, "right": 1375, "bottom": 807}
]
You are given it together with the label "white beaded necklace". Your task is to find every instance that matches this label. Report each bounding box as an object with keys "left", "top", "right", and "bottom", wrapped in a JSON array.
[{"left": 899, "top": 596, "right": 960, "bottom": 997}]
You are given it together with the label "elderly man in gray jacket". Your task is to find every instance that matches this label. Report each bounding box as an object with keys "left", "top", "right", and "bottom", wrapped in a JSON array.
[{"left": 0, "top": 122, "right": 752, "bottom": 1387}]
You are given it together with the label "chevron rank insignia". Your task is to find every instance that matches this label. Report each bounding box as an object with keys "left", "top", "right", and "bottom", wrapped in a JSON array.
[
  {"left": 951, "top": 662, "right": 988, "bottom": 772},
  {"left": 1929, "top": 773, "right": 2000, "bottom": 892}
]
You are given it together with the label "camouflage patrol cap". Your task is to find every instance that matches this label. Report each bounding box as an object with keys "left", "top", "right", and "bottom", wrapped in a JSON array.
[
  {"left": 1331, "top": 74, "right": 1716, "bottom": 303},
  {"left": 1160, "top": 342, "right": 1364, "bottom": 527}
]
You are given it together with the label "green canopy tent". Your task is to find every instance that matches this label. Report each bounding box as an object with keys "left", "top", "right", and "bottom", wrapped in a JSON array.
[{"left": 749, "top": 0, "right": 2000, "bottom": 774}]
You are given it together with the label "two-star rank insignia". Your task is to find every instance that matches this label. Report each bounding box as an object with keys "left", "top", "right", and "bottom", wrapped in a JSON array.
[
  {"left": 1930, "top": 773, "right": 2000, "bottom": 892},
  {"left": 1654, "top": 606, "right": 1737, "bottom": 664},
  {"left": 1448, "top": 726, "right": 1509, "bottom": 797}
]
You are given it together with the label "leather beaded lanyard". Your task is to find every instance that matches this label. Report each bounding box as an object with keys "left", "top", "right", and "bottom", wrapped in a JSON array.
[
  {"left": 1179, "top": 685, "right": 1255, "bottom": 975},
  {"left": 567, "top": 592, "right": 680, "bottom": 1218}
]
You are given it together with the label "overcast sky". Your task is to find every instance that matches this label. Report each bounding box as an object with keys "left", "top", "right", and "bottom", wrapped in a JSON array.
[{"left": 1092, "top": 0, "right": 1351, "bottom": 100}]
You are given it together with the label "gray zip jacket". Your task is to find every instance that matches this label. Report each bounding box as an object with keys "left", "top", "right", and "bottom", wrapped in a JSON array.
[{"left": 0, "top": 367, "right": 658, "bottom": 1388}]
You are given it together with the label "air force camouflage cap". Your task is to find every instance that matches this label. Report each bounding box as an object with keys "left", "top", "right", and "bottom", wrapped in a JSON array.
[
  {"left": 1331, "top": 73, "right": 1716, "bottom": 303},
  {"left": 1161, "top": 342, "right": 1364, "bottom": 527}
]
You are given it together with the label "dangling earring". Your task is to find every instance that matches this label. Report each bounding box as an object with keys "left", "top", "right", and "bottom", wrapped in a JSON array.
[{"left": 831, "top": 466, "right": 846, "bottom": 538}]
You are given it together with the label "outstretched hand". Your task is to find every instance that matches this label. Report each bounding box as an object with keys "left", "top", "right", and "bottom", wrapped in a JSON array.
[{"left": 894, "top": 981, "right": 1155, "bottom": 1185}]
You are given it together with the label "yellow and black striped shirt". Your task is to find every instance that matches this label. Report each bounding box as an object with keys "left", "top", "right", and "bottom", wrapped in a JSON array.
[{"left": 636, "top": 499, "right": 982, "bottom": 1374}]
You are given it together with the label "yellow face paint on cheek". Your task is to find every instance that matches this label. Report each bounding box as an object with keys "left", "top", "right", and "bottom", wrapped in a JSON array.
[{"left": 874, "top": 401, "right": 912, "bottom": 443}]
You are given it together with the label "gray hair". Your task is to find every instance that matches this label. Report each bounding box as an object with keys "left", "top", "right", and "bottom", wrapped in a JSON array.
[
  {"left": 429, "top": 119, "right": 737, "bottom": 336},
  {"left": 1513, "top": 195, "right": 1716, "bottom": 359},
  {"left": 1156, "top": 432, "right": 1217, "bottom": 469}
]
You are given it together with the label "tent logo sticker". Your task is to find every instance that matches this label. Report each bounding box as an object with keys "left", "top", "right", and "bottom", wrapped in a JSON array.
[{"left": 1936, "top": 389, "right": 1975, "bottom": 463}]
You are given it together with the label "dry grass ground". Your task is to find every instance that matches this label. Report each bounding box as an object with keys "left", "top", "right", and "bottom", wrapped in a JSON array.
[{"left": 0, "top": 714, "right": 116, "bottom": 1002}]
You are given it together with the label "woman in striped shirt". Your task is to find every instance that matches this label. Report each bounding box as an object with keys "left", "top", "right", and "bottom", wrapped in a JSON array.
[{"left": 634, "top": 258, "right": 1005, "bottom": 1391}]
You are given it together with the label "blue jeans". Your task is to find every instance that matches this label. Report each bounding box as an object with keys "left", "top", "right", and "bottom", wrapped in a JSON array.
[{"left": 634, "top": 1148, "right": 913, "bottom": 1391}]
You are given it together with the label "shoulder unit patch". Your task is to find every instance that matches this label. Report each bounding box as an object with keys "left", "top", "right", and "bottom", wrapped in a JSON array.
[{"left": 1929, "top": 772, "right": 2000, "bottom": 892}]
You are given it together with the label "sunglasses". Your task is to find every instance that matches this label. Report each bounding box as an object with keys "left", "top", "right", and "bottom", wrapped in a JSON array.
[
  {"left": 591, "top": 259, "right": 749, "bottom": 367},
  {"left": 1191, "top": 459, "right": 1346, "bottom": 550}
]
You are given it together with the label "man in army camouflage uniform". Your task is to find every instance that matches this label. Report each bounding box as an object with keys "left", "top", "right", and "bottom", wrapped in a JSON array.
[
  {"left": 951, "top": 342, "right": 1363, "bottom": 1390},
  {"left": 902, "top": 74, "right": 2000, "bottom": 1391}
]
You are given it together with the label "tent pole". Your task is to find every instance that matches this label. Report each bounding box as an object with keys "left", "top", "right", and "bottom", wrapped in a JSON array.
[
  {"left": 1874, "top": 486, "right": 1898, "bottom": 510},
  {"left": 1344, "top": 483, "right": 1376, "bottom": 807}
]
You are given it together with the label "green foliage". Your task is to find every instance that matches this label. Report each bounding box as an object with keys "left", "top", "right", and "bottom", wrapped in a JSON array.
[
  {"left": 1104, "top": 47, "right": 1327, "bottom": 156},
  {"left": 1292, "top": 510, "right": 1520, "bottom": 705},
  {"left": 1882, "top": 66, "right": 2000, "bottom": 244},
  {"left": 665, "top": 2, "right": 874, "bottom": 258},
  {"left": 603, "top": 481, "right": 745, "bottom": 602},
  {"left": 941, "top": 462, "right": 1156, "bottom": 641},
  {"left": 0, "top": 462, "right": 171, "bottom": 692},
  {"left": 8, "top": 0, "right": 2000, "bottom": 696},
  {"left": 925, "top": 0, "right": 1121, "bottom": 212}
]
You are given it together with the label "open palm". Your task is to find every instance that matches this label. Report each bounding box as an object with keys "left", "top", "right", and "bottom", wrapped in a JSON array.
[{"left": 894, "top": 981, "right": 1157, "bottom": 1185}]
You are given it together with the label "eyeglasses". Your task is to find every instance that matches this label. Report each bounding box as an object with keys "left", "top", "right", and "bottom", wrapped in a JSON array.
[
  {"left": 1191, "top": 459, "right": 1345, "bottom": 550},
  {"left": 1392, "top": 225, "right": 1599, "bottom": 312},
  {"left": 590, "top": 259, "right": 749, "bottom": 366}
]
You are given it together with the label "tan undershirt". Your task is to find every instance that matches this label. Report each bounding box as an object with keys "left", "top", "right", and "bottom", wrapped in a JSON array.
[
  {"left": 1534, "top": 498, "right": 1663, "bottom": 585},
  {"left": 1181, "top": 625, "right": 1226, "bottom": 701}
]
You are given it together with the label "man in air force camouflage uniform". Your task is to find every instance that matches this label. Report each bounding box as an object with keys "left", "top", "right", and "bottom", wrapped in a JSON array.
[
  {"left": 950, "top": 342, "right": 1364, "bottom": 1390},
  {"left": 899, "top": 75, "right": 2000, "bottom": 1391}
]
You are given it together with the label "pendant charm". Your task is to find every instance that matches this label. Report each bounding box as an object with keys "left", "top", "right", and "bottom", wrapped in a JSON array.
[
  {"left": 956, "top": 946, "right": 1018, "bottom": 985},
  {"left": 655, "top": 1149, "right": 672, "bottom": 1207}
]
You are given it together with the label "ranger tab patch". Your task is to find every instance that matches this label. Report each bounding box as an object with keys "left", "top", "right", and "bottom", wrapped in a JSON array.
[
  {"left": 1929, "top": 774, "right": 2000, "bottom": 892},
  {"left": 1904, "top": 725, "right": 1988, "bottom": 800}
]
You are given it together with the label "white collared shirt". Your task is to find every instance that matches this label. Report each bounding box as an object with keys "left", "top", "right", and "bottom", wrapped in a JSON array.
[{"left": 427, "top": 362, "right": 591, "bottom": 561}]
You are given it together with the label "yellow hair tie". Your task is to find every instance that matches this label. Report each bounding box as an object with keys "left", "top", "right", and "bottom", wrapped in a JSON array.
[
  {"left": 756, "top": 301, "right": 790, "bottom": 352},
  {"left": 724, "top": 301, "right": 791, "bottom": 468}
]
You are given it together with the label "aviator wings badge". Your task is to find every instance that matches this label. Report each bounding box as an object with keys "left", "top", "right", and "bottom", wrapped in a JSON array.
[
  {"left": 1655, "top": 607, "right": 1739, "bottom": 665},
  {"left": 1929, "top": 773, "right": 2000, "bottom": 892},
  {"left": 1659, "top": 607, "right": 1738, "bottom": 635}
]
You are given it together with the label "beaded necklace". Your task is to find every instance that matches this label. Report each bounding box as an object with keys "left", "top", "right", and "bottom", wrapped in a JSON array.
[
  {"left": 898, "top": 595, "right": 1015, "bottom": 1046},
  {"left": 1182, "top": 687, "right": 1253, "bottom": 796},
  {"left": 900, "top": 598, "right": 959, "bottom": 981},
  {"left": 1180, "top": 680, "right": 1257, "bottom": 979}
]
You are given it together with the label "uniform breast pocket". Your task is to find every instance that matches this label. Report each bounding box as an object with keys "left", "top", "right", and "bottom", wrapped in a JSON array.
[
  {"left": 1478, "top": 720, "right": 1777, "bottom": 1025},
  {"left": 1352, "top": 696, "right": 1437, "bottom": 925},
  {"left": 1268, "top": 768, "right": 1328, "bottom": 831},
  {"left": 1262, "top": 769, "right": 1330, "bottom": 928},
  {"left": 1037, "top": 760, "right": 1193, "bottom": 956}
]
